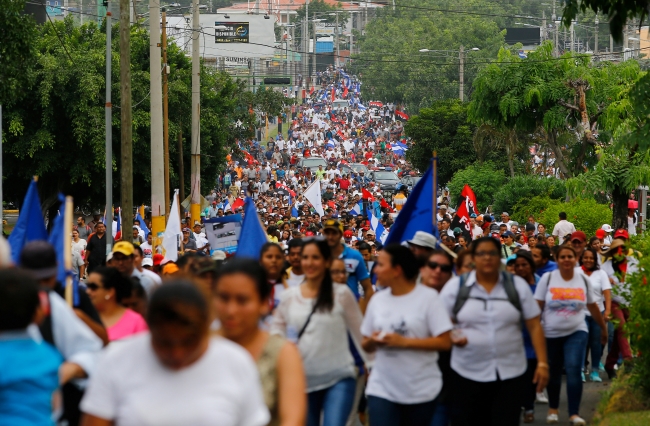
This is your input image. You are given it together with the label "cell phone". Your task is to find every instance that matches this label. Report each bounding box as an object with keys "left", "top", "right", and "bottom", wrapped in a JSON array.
[{"left": 377, "top": 330, "right": 387, "bottom": 340}]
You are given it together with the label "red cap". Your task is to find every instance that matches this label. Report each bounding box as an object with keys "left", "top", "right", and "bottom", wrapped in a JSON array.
[
  {"left": 153, "top": 253, "right": 165, "bottom": 266},
  {"left": 343, "top": 230, "right": 354, "bottom": 238},
  {"left": 305, "top": 231, "right": 315, "bottom": 236},
  {"left": 614, "top": 229, "right": 629, "bottom": 240},
  {"left": 571, "top": 231, "right": 587, "bottom": 242},
  {"left": 595, "top": 229, "right": 606, "bottom": 240}
]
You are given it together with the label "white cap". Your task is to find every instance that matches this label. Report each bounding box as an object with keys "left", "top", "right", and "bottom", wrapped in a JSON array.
[
  {"left": 601, "top": 224, "right": 613, "bottom": 233},
  {"left": 142, "top": 258, "right": 153, "bottom": 267}
]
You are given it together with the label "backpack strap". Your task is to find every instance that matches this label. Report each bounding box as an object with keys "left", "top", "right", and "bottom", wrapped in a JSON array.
[
  {"left": 501, "top": 271, "right": 523, "bottom": 317},
  {"left": 452, "top": 273, "right": 472, "bottom": 323}
]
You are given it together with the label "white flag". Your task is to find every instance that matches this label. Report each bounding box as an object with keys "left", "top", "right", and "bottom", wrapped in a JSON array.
[
  {"left": 303, "top": 179, "right": 324, "bottom": 217},
  {"left": 162, "top": 189, "right": 182, "bottom": 262}
]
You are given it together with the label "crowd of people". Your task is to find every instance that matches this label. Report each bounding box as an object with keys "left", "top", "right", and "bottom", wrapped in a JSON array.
[
  {"left": 0, "top": 67, "right": 643, "bottom": 426},
  {"left": 0, "top": 205, "right": 640, "bottom": 426}
]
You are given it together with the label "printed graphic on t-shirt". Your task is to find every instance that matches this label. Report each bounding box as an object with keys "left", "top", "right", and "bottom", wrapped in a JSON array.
[{"left": 548, "top": 287, "right": 586, "bottom": 317}]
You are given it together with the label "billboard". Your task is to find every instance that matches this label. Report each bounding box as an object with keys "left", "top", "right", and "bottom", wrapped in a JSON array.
[
  {"left": 203, "top": 215, "right": 242, "bottom": 254},
  {"left": 215, "top": 22, "right": 250, "bottom": 43},
  {"left": 505, "top": 27, "right": 541, "bottom": 46}
]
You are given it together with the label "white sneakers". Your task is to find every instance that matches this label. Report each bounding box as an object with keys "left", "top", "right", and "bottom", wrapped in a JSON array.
[
  {"left": 546, "top": 413, "right": 559, "bottom": 424},
  {"left": 536, "top": 391, "right": 549, "bottom": 404}
]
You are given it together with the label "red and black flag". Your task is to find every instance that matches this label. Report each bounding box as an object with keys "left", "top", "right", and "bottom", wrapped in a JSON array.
[{"left": 450, "top": 184, "right": 479, "bottom": 242}]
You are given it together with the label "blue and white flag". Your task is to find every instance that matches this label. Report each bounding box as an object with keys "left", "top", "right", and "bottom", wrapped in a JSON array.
[
  {"left": 48, "top": 194, "right": 79, "bottom": 306},
  {"left": 351, "top": 201, "right": 363, "bottom": 215},
  {"left": 357, "top": 103, "right": 367, "bottom": 111},
  {"left": 367, "top": 208, "right": 388, "bottom": 244},
  {"left": 135, "top": 212, "right": 149, "bottom": 238}
]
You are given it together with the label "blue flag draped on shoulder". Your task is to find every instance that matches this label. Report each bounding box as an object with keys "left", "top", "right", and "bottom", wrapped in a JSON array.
[
  {"left": 236, "top": 197, "right": 268, "bottom": 260},
  {"left": 384, "top": 162, "right": 439, "bottom": 245},
  {"left": 48, "top": 194, "right": 79, "bottom": 306},
  {"left": 8, "top": 178, "right": 48, "bottom": 263},
  {"left": 136, "top": 212, "right": 149, "bottom": 238}
]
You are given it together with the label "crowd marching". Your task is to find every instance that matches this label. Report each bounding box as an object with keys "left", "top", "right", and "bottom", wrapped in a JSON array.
[{"left": 0, "top": 67, "right": 642, "bottom": 426}]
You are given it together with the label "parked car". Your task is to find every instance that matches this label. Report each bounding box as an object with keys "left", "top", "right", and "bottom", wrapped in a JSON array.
[
  {"left": 297, "top": 157, "right": 328, "bottom": 172},
  {"left": 397, "top": 175, "right": 422, "bottom": 193},
  {"left": 370, "top": 170, "right": 400, "bottom": 192},
  {"left": 340, "top": 163, "right": 369, "bottom": 176}
]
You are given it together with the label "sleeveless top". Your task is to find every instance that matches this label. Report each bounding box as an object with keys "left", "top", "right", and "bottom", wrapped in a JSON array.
[{"left": 257, "top": 334, "right": 286, "bottom": 426}]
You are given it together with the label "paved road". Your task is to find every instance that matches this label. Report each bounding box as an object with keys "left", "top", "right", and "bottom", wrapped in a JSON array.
[{"left": 529, "top": 375, "right": 609, "bottom": 424}]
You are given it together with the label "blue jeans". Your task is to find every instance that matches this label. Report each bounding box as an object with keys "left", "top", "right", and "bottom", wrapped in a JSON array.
[
  {"left": 367, "top": 395, "right": 438, "bottom": 426},
  {"left": 307, "top": 377, "right": 356, "bottom": 426},
  {"left": 547, "top": 331, "right": 588, "bottom": 416},
  {"left": 429, "top": 402, "right": 449, "bottom": 426},
  {"left": 585, "top": 313, "right": 603, "bottom": 370}
]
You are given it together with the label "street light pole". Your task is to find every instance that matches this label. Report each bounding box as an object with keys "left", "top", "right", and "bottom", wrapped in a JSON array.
[
  {"left": 105, "top": 9, "right": 113, "bottom": 250},
  {"left": 459, "top": 45, "right": 464, "bottom": 102},
  {"left": 151, "top": 0, "right": 166, "bottom": 239},
  {"left": 335, "top": 12, "right": 339, "bottom": 68},
  {"left": 162, "top": 9, "right": 171, "bottom": 217},
  {"left": 120, "top": 0, "right": 133, "bottom": 235},
  {"left": 190, "top": 0, "right": 201, "bottom": 224}
]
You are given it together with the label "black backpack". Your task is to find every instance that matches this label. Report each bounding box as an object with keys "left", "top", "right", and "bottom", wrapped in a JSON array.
[{"left": 452, "top": 271, "right": 522, "bottom": 322}]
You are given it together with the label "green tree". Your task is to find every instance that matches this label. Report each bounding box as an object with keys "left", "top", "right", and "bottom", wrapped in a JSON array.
[
  {"left": 3, "top": 17, "right": 275, "bottom": 212},
  {"left": 0, "top": 0, "right": 37, "bottom": 107},
  {"left": 567, "top": 72, "right": 650, "bottom": 230},
  {"left": 404, "top": 99, "right": 513, "bottom": 182},
  {"left": 447, "top": 162, "right": 507, "bottom": 209},
  {"left": 492, "top": 176, "right": 566, "bottom": 217},
  {"left": 469, "top": 42, "right": 642, "bottom": 178},
  {"left": 354, "top": 0, "right": 505, "bottom": 112},
  {"left": 563, "top": 0, "right": 647, "bottom": 40}
]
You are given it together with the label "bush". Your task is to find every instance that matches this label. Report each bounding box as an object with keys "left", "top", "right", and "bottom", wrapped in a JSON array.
[
  {"left": 448, "top": 162, "right": 507, "bottom": 209},
  {"left": 512, "top": 196, "right": 611, "bottom": 238},
  {"left": 624, "top": 235, "right": 650, "bottom": 395},
  {"left": 492, "top": 176, "right": 566, "bottom": 216}
]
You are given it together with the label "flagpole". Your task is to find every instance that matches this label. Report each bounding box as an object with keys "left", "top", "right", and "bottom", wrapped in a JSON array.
[
  {"left": 64, "top": 196, "right": 74, "bottom": 306},
  {"left": 432, "top": 151, "right": 438, "bottom": 233}
]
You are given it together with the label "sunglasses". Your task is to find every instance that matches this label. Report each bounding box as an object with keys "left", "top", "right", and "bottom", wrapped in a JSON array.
[
  {"left": 426, "top": 261, "right": 453, "bottom": 273},
  {"left": 86, "top": 283, "right": 104, "bottom": 291}
]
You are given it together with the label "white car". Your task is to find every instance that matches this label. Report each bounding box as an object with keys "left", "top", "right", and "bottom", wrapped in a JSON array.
[{"left": 169, "top": 2, "right": 181, "bottom": 7}]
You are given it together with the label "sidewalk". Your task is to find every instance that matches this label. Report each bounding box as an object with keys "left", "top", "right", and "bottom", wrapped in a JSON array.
[{"left": 530, "top": 377, "right": 609, "bottom": 425}]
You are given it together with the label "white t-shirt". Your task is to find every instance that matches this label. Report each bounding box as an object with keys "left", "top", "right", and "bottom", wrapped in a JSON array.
[
  {"left": 71, "top": 239, "right": 87, "bottom": 257},
  {"left": 80, "top": 334, "right": 269, "bottom": 426},
  {"left": 361, "top": 285, "right": 452, "bottom": 404},
  {"left": 286, "top": 270, "right": 305, "bottom": 287},
  {"left": 576, "top": 268, "right": 611, "bottom": 313},
  {"left": 551, "top": 220, "right": 576, "bottom": 241},
  {"left": 534, "top": 270, "right": 594, "bottom": 338}
]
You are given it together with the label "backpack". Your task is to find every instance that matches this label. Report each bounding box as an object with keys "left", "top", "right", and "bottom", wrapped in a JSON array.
[{"left": 452, "top": 271, "right": 522, "bottom": 322}]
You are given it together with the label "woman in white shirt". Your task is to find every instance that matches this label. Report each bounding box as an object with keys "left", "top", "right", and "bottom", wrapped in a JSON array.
[
  {"left": 80, "top": 281, "right": 269, "bottom": 426},
  {"left": 535, "top": 246, "right": 607, "bottom": 425},
  {"left": 271, "top": 238, "right": 366, "bottom": 426},
  {"left": 440, "top": 237, "right": 548, "bottom": 426},
  {"left": 578, "top": 248, "right": 611, "bottom": 383},
  {"left": 361, "top": 245, "right": 452, "bottom": 426}
]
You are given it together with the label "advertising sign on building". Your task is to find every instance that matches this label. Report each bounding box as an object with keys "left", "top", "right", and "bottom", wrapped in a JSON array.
[{"left": 215, "top": 22, "right": 250, "bottom": 43}]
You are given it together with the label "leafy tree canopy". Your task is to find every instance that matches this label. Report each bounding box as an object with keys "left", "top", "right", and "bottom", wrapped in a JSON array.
[
  {"left": 447, "top": 162, "right": 507, "bottom": 209},
  {"left": 3, "top": 16, "right": 291, "bottom": 211}
]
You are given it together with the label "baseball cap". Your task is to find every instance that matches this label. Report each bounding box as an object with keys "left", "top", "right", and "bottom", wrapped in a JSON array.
[
  {"left": 19, "top": 241, "right": 58, "bottom": 280},
  {"left": 614, "top": 229, "right": 629, "bottom": 240},
  {"left": 366, "top": 230, "right": 375, "bottom": 236},
  {"left": 112, "top": 241, "right": 134, "bottom": 256},
  {"left": 323, "top": 219, "right": 343, "bottom": 234},
  {"left": 343, "top": 230, "right": 354, "bottom": 238},
  {"left": 502, "top": 231, "right": 515, "bottom": 238},
  {"left": 601, "top": 224, "right": 613, "bottom": 233},
  {"left": 182, "top": 227, "right": 191, "bottom": 233},
  {"left": 571, "top": 231, "right": 587, "bottom": 243},
  {"left": 142, "top": 258, "right": 154, "bottom": 267},
  {"left": 162, "top": 263, "right": 180, "bottom": 275},
  {"left": 595, "top": 229, "right": 606, "bottom": 239},
  {"left": 453, "top": 227, "right": 462, "bottom": 235},
  {"left": 407, "top": 231, "right": 437, "bottom": 250},
  {"left": 153, "top": 253, "right": 165, "bottom": 266}
]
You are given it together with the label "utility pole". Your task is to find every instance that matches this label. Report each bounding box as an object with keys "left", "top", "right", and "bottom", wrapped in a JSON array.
[
  {"left": 303, "top": 0, "right": 309, "bottom": 89},
  {"left": 120, "top": 0, "right": 133, "bottom": 235},
  {"left": 312, "top": 13, "right": 317, "bottom": 81},
  {"left": 335, "top": 12, "right": 339, "bottom": 68},
  {"left": 594, "top": 16, "right": 599, "bottom": 54},
  {"left": 570, "top": 21, "right": 575, "bottom": 51},
  {"left": 162, "top": 9, "right": 171, "bottom": 217},
  {"left": 459, "top": 45, "right": 464, "bottom": 102},
  {"left": 178, "top": 126, "right": 185, "bottom": 202},
  {"left": 542, "top": 11, "right": 546, "bottom": 42},
  {"left": 190, "top": 0, "right": 201, "bottom": 224},
  {"left": 0, "top": 103, "right": 2, "bottom": 234},
  {"left": 105, "top": 8, "right": 113, "bottom": 250},
  {"left": 151, "top": 0, "right": 165, "bottom": 242}
]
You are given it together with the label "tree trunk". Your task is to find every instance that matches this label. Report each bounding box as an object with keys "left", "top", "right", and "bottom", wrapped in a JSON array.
[
  {"left": 507, "top": 129, "right": 516, "bottom": 177},
  {"left": 546, "top": 130, "right": 572, "bottom": 178},
  {"left": 612, "top": 185, "right": 629, "bottom": 232}
]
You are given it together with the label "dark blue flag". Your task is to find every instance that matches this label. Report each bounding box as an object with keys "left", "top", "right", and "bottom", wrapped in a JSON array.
[
  {"left": 236, "top": 197, "right": 268, "bottom": 260},
  {"left": 8, "top": 178, "right": 48, "bottom": 263}
]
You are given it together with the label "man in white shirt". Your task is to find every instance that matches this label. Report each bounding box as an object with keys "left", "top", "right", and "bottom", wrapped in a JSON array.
[
  {"left": 498, "top": 212, "right": 514, "bottom": 227},
  {"left": 552, "top": 211, "right": 577, "bottom": 243}
]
